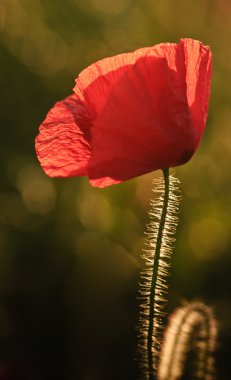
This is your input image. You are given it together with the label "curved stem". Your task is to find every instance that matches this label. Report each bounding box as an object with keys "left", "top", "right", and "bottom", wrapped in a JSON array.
[
  {"left": 148, "top": 168, "right": 170, "bottom": 380},
  {"left": 158, "top": 302, "right": 218, "bottom": 380}
]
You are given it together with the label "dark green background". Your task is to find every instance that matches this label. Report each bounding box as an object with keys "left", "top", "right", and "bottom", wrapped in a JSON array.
[{"left": 0, "top": 0, "right": 231, "bottom": 378}]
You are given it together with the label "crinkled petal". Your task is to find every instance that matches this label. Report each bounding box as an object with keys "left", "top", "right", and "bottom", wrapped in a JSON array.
[
  {"left": 35, "top": 94, "right": 92, "bottom": 177},
  {"left": 36, "top": 39, "right": 212, "bottom": 188},
  {"left": 75, "top": 39, "right": 209, "bottom": 187},
  {"left": 73, "top": 39, "right": 212, "bottom": 188}
]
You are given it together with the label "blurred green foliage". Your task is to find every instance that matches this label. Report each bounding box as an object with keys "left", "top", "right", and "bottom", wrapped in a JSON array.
[{"left": 0, "top": 0, "right": 231, "bottom": 379}]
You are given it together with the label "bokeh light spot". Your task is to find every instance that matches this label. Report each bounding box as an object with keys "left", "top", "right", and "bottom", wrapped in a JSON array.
[
  {"left": 188, "top": 218, "right": 229, "bottom": 260},
  {"left": 16, "top": 164, "right": 56, "bottom": 215},
  {"left": 76, "top": 190, "right": 113, "bottom": 232},
  {"left": 74, "top": 0, "right": 133, "bottom": 17}
]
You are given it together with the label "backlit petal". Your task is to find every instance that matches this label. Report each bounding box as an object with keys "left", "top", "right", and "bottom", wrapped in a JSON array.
[
  {"left": 35, "top": 94, "right": 92, "bottom": 177},
  {"left": 36, "top": 39, "right": 212, "bottom": 187},
  {"left": 73, "top": 39, "right": 211, "bottom": 187},
  {"left": 181, "top": 38, "right": 212, "bottom": 144}
]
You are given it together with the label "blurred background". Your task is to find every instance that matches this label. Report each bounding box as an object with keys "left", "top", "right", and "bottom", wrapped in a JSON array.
[{"left": 0, "top": 0, "right": 231, "bottom": 379}]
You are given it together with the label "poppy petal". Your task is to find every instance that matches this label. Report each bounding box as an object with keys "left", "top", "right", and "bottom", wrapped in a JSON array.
[
  {"left": 75, "top": 40, "right": 209, "bottom": 187},
  {"left": 74, "top": 49, "right": 142, "bottom": 117},
  {"left": 36, "top": 39, "right": 212, "bottom": 188},
  {"left": 35, "top": 94, "right": 92, "bottom": 177},
  {"left": 182, "top": 38, "right": 212, "bottom": 144},
  {"left": 73, "top": 39, "right": 211, "bottom": 188}
]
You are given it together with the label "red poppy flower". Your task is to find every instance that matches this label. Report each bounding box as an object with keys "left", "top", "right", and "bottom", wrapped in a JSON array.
[{"left": 35, "top": 38, "right": 212, "bottom": 188}]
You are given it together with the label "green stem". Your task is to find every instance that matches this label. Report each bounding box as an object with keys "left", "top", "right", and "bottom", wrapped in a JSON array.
[{"left": 147, "top": 168, "right": 170, "bottom": 380}]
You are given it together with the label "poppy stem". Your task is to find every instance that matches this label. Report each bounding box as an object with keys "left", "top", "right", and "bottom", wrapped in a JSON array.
[
  {"left": 147, "top": 168, "right": 169, "bottom": 380},
  {"left": 138, "top": 170, "right": 181, "bottom": 380}
]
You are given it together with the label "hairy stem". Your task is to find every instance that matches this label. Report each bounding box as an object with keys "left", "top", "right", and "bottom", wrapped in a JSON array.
[
  {"left": 147, "top": 168, "right": 169, "bottom": 380},
  {"left": 158, "top": 302, "right": 218, "bottom": 380},
  {"left": 137, "top": 170, "right": 180, "bottom": 380}
]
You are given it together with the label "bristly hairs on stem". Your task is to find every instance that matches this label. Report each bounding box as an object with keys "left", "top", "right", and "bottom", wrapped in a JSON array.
[
  {"left": 158, "top": 301, "right": 218, "bottom": 380},
  {"left": 137, "top": 169, "right": 181, "bottom": 380}
]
